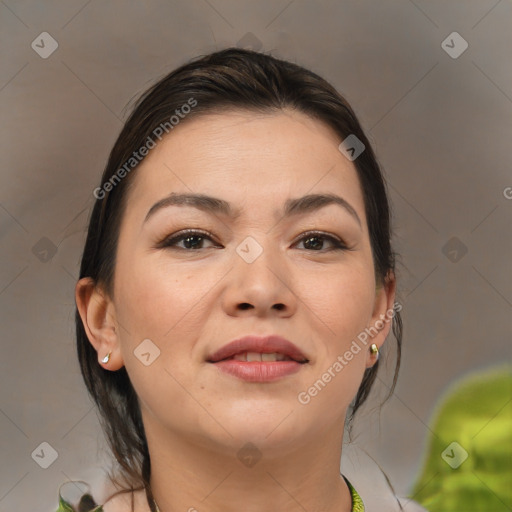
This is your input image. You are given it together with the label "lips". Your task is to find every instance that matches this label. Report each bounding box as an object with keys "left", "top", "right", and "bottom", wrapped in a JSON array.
[{"left": 207, "top": 335, "right": 309, "bottom": 364}]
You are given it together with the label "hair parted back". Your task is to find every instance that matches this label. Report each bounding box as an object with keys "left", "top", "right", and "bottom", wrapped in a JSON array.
[{"left": 76, "top": 47, "right": 402, "bottom": 504}]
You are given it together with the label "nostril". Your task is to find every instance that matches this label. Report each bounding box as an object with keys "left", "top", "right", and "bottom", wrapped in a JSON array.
[{"left": 238, "top": 303, "right": 252, "bottom": 310}]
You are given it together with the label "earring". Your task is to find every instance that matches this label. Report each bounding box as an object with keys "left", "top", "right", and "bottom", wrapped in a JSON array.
[
  {"left": 370, "top": 344, "right": 379, "bottom": 357},
  {"left": 101, "top": 351, "right": 111, "bottom": 364}
]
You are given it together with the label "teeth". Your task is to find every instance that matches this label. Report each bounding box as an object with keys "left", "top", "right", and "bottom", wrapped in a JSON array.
[
  {"left": 232, "top": 352, "right": 291, "bottom": 362},
  {"left": 246, "top": 352, "right": 261, "bottom": 362}
]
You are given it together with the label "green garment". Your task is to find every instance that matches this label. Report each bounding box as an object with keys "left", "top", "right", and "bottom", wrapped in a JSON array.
[
  {"left": 56, "top": 475, "right": 365, "bottom": 511},
  {"left": 56, "top": 490, "right": 102, "bottom": 512},
  {"left": 411, "top": 365, "right": 512, "bottom": 511},
  {"left": 345, "top": 475, "right": 365, "bottom": 512}
]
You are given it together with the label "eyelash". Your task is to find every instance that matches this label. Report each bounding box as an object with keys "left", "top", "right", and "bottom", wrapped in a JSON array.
[{"left": 157, "top": 229, "right": 349, "bottom": 252}]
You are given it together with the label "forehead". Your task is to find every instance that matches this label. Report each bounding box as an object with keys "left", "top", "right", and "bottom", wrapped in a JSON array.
[{"left": 123, "top": 109, "right": 366, "bottom": 224}]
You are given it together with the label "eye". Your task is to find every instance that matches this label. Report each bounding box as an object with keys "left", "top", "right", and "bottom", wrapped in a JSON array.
[
  {"left": 157, "top": 229, "right": 349, "bottom": 252},
  {"left": 157, "top": 229, "right": 220, "bottom": 250},
  {"left": 293, "top": 231, "right": 348, "bottom": 252}
]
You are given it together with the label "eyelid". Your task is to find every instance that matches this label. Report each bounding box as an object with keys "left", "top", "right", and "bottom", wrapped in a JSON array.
[
  {"left": 156, "top": 228, "right": 351, "bottom": 251},
  {"left": 292, "top": 230, "right": 350, "bottom": 250},
  {"left": 156, "top": 228, "right": 219, "bottom": 249},
  {"left": 292, "top": 229, "right": 343, "bottom": 243}
]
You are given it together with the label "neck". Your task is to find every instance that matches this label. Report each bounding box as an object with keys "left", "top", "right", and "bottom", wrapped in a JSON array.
[{"left": 143, "top": 414, "right": 353, "bottom": 512}]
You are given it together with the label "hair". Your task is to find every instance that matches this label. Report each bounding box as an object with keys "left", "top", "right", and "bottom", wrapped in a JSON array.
[{"left": 75, "top": 47, "right": 402, "bottom": 509}]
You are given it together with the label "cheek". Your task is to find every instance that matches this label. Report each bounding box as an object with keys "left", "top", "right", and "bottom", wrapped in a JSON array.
[
  {"left": 294, "top": 261, "right": 375, "bottom": 347},
  {"left": 112, "top": 257, "right": 217, "bottom": 423},
  {"left": 292, "top": 266, "right": 374, "bottom": 417},
  {"left": 115, "top": 255, "right": 215, "bottom": 341},
  {"left": 113, "top": 252, "right": 236, "bottom": 400}
]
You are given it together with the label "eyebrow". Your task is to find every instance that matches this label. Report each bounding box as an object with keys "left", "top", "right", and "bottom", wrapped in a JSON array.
[{"left": 144, "top": 192, "right": 362, "bottom": 228}]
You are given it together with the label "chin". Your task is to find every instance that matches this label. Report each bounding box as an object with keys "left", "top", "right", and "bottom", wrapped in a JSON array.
[
  {"left": 217, "top": 426, "right": 306, "bottom": 463},
  {"left": 209, "top": 402, "right": 308, "bottom": 448}
]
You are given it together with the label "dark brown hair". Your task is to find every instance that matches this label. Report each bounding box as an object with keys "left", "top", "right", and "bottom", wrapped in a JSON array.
[{"left": 76, "top": 47, "right": 402, "bottom": 509}]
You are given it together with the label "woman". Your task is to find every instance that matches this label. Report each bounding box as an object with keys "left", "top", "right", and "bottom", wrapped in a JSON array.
[{"left": 61, "top": 47, "right": 418, "bottom": 512}]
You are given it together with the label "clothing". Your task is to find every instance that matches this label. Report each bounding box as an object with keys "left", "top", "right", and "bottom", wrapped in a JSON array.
[
  {"left": 411, "top": 366, "right": 512, "bottom": 511},
  {"left": 344, "top": 475, "right": 366, "bottom": 512},
  {"left": 56, "top": 475, "right": 365, "bottom": 511}
]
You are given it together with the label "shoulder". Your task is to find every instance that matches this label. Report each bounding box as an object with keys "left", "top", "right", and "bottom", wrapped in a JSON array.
[
  {"left": 341, "top": 446, "right": 429, "bottom": 512},
  {"left": 101, "top": 488, "right": 150, "bottom": 512},
  {"left": 56, "top": 480, "right": 150, "bottom": 512}
]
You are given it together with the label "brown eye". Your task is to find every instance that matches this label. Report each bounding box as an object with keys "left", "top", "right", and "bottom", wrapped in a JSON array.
[
  {"left": 158, "top": 229, "right": 219, "bottom": 250},
  {"left": 294, "top": 231, "right": 348, "bottom": 252}
]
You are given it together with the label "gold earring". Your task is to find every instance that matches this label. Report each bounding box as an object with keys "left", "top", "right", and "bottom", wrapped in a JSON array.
[
  {"left": 370, "top": 344, "right": 379, "bottom": 357},
  {"left": 101, "top": 351, "right": 111, "bottom": 364}
]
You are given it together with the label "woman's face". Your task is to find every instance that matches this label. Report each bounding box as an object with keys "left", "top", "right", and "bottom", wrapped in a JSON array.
[{"left": 89, "top": 109, "right": 394, "bottom": 456}]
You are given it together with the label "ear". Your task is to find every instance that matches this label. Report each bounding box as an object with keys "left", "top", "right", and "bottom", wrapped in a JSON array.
[
  {"left": 365, "top": 270, "right": 397, "bottom": 368},
  {"left": 75, "top": 277, "right": 124, "bottom": 371}
]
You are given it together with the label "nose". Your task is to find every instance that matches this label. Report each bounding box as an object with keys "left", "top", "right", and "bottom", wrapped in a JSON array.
[{"left": 220, "top": 239, "right": 298, "bottom": 318}]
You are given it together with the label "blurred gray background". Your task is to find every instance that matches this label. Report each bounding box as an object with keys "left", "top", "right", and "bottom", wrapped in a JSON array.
[{"left": 1, "top": 1, "right": 511, "bottom": 510}]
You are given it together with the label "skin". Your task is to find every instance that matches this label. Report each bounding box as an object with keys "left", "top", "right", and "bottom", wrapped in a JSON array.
[{"left": 76, "top": 109, "right": 396, "bottom": 512}]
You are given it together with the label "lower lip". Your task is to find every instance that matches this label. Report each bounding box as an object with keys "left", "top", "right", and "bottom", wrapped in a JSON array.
[{"left": 211, "top": 360, "right": 304, "bottom": 382}]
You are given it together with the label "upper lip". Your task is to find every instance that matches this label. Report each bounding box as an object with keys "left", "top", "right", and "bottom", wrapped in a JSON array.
[{"left": 207, "top": 335, "right": 309, "bottom": 363}]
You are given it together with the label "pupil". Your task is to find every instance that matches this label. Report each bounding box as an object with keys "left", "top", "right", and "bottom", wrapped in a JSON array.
[
  {"left": 184, "top": 236, "right": 202, "bottom": 249},
  {"left": 305, "top": 236, "right": 322, "bottom": 250}
]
